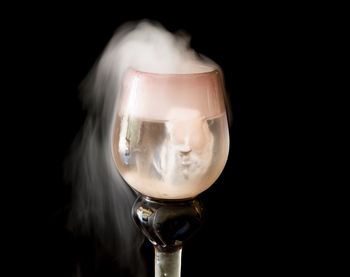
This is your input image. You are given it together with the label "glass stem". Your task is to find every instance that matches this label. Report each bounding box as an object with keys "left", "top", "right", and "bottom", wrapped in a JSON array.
[{"left": 154, "top": 247, "right": 182, "bottom": 277}]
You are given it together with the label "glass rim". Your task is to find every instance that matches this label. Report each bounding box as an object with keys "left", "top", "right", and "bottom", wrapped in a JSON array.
[{"left": 126, "top": 67, "right": 221, "bottom": 78}]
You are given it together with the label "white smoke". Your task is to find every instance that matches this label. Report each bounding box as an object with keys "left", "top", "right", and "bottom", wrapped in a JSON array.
[{"left": 65, "top": 20, "right": 222, "bottom": 275}]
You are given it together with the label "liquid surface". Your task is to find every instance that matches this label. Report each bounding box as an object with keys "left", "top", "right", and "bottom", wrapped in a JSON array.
[{"left": 112, "top": 112, "right": 229, "bottom": 199}]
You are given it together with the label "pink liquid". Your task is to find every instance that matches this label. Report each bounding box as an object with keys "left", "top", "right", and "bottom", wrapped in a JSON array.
[{"left": 112, "top": 113, "right": 229, "bottom": 199}]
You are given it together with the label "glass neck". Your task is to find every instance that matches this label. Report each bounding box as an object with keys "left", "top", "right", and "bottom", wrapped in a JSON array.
[{"left": 155, "top": 247, "right": 182, "bottom": 277}]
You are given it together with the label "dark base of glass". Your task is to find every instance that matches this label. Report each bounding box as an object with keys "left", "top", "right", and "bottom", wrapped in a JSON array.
[{"left": 132, "top": 195, "right": 204, "bottom": 253}]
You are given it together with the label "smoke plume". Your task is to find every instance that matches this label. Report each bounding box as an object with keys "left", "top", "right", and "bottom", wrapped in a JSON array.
[{"left": 65, "top": 20, "right": 221, "bottom": 275}]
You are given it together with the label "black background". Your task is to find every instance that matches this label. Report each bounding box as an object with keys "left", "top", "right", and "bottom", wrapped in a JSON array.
[{"left": 6, "top": 3, "right": 321, "bottom": 277}]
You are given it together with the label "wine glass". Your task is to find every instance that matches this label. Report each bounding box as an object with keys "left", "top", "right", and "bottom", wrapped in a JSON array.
[{"left": 112, "top": 68, "right": 230, "bottom": 277}]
